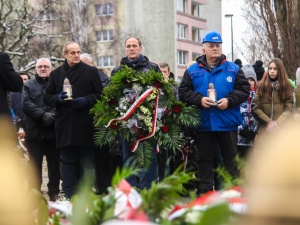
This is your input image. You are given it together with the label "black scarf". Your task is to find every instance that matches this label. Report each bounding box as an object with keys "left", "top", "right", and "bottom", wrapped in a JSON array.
[
  {"left": 63, "top": 60, "right": 81, "bottom": 78},
  {"left": 127, "top": 54, "right": 143, "bottom": 67}
]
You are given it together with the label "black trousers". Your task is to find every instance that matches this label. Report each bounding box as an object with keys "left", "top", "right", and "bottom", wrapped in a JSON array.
[
  {"left": 196, "top": 131, "right": 238, "bottom": 191},
  {"left": 93, "top": 145, "right": 123, "bottom": 194},
  {"left": 27, "top": 138, "right": 60, "bottom": 197},
  {"left": 60, "top": 146, "right": 93, "bottom": 199}
]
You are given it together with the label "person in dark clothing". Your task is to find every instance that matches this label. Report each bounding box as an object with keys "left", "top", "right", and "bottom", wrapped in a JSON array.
[
  {"left": 178, "top": 31, "right": 250, "bottom": 195},
  {"left": 11, "top": 71, "right": 30, "bottom": 129},
  {"left": 80, "top": 52, "right": 120, "bottom": 194},
  {"left": 80, "top": 53, "right": 109, "bottom": 87},
  {"left": 23, "top": 58, "right": 60, "bottom": 202},
  {"left": 252, "top": 60, "right": 265, "bottom": 82},
  {"left": 159, "top": 62, "right": 175, "bottom": 82},
  {"left": 234, "top": 58, "right": 243, "bottom": 69},
  {"left": 44, "top": 42, "right": 103, "bottom": 199},
  {"left": 0, "top": 52, "right": 23, "bottom": 119},
  {"left": 111, "top": 37, "right": 161, "bottom": 190}
]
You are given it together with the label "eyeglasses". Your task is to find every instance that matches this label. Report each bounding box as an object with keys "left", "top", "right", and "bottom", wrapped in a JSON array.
[{"left": 36, "top": 65, "right": 50, "bottom": 69}]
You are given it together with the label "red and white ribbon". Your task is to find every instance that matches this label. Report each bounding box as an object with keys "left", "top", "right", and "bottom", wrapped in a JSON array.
[
  {"left": 131, "top": 93, "right": 159, "bottom": 152},
  {"left": 105, "top": 87, "right": 159, "bottom": 152},
  {"left": 105, "top": 87, "right": 155, "bottom": 128}
]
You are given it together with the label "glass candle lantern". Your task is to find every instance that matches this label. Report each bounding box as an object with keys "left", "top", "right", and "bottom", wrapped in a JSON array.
[
  {"left": 63, "top": 78, "right": 73, "bottom": 100},
  {"left": 207, "top": 82, "right": 217, "bottom": 105}
]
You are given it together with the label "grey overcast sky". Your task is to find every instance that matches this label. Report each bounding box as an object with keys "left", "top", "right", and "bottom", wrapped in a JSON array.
[{"left": 222, "top": 0, "right": 247, "bottom": 64}]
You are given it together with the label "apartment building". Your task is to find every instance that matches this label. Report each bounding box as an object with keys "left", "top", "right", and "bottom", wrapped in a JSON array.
[
  {"left": 91, "top": 0, "right": 221, "bottom": 81},
  {"left": 28, "top": 0, "right": 221, "bottom": 81}
]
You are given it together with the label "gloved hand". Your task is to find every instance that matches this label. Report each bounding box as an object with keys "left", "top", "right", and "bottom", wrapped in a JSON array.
[
  {"left": 56, "top": 91, "right": 68, "bottom": 104},
  {"left": 41, "top": 112, "right": 55, "bottom": 126},
  {"left": 72, "top": 97, "right": 88, "bottom": 109}
]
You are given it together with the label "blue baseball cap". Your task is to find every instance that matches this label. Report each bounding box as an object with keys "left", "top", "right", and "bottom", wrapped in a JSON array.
[{"left": 202, "top": 31, "right": 223, "bottom": 44}]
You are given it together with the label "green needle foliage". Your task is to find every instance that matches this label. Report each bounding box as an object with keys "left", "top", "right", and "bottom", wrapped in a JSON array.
[
  {"left": 140, "top": 166, "right": 196, "bottom": 223},
  {"left": 91, "top": 66, "right": 200, "bottom": 168}
]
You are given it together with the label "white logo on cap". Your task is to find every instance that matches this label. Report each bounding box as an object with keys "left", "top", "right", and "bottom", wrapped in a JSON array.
[
  {"left": 227, "top": 76, "right": 232, "bottom": 82},
  {"left": 212, "top": 37, "right": 218, "bottom": 40}
]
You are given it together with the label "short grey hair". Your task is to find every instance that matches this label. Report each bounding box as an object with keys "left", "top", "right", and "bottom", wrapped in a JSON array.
[
  {"left": 80, "top": 53, "right": 93, "bottom": 64},
  {"left": 36, "top": 58, "right": 52, "bottom": 68}
]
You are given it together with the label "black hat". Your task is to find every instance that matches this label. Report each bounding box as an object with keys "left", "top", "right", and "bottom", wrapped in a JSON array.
[
  {"left": 252, "top": 60, "right": 265, "bottom": 81},
  {"left": 234, "top": 59, "right": 243, "bottom": 68}
]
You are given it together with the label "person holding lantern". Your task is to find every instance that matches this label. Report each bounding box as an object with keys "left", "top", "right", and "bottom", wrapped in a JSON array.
[
  {"left": 178, "top": 31, "right": 249, "bottom": 195},
  {"left": 45, "top": 41, "right": 103, "bottom": 199}
]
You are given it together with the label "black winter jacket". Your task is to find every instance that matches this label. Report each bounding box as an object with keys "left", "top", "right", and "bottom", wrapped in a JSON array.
[
  {"left": 44, "top": 61, "right": 103, "bottom": 149},
  {"left": 23, "top": 74, "right": 55, "bottom": 140},
  {"left": 111, "top": 55, "right": 161, "bottom": 75},
  {"left": 0, "top": 52, "right": 23, "bottom": 117}
]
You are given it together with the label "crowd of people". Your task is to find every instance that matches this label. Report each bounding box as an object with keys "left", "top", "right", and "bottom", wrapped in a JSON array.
[{"left": 0, "top": 30, "right": 298, "bottom": 205}]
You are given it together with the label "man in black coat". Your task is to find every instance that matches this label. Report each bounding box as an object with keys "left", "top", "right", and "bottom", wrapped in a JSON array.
[
  {"left": 45, "top": 41, "right": 103, "bottom": 199},
  {"left": 23, "top": 58, "right": 60, "bottom": 201},
  {"left": 0, "top": 52, "right": 23, "bottom": 119}
]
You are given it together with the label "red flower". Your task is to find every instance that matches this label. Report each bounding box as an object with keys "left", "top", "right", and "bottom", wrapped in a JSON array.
[
  {"left": 173, "top": 105, "right": 181, "bottom": 113},
  {"left": 110, "top": 121, "right": 119, "bottom": 129},
  {"left": 109, "top": 98, "right": 117, "bottom": 106},
  {"left": 153, "top": 80, "right": 162, "bottom": 88},
  {"left": 162, "top": 125, "right": 169, "bottom": 133}
]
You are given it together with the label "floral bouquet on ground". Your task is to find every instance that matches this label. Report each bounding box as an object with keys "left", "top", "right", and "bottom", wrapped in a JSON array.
[{"left": 91, "top": 66, "right": 200, "bottom": 167}]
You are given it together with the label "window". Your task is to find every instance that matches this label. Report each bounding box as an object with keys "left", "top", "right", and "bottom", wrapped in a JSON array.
[
  {"left": 177, "top": 24, "right": 187, "bottom": 39},
  {"left": 192, "top": 27, "right": 201, "bottom": 43},
  {"left": 96, "top": 30, "right": 114, "bottom": 41},
  {"left": 177, "top": 50, "right": 187, "bottom": 65},
  {"left": 95, "top": 3, "right": 113, "bottom": 16},
  {"left": 192, "top": 52, "right": 201, "bottom": 60},
  {"left": 177, "top": 0, "right": 186, "bottom": 12},
  {"left": 97, "top": 56, "right": 114, "bottom": 67},
  {"left": 192, "top": 3, "right": 201, "bottom": 17}
]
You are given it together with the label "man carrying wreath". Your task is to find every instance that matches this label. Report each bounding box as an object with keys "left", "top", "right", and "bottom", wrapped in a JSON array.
[{"left": 111, "top": 37, "right": 161, "bottom": 189}]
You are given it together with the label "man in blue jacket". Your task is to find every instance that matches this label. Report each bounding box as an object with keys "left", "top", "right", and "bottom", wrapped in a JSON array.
[{"left": 178, "top": 31, "right": 250, "bottom": 195}]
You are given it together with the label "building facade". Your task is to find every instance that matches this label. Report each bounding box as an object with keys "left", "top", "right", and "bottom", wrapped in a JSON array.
[
  {"left": 28, "top": 0, "right": 221, "bottom": 81},
  {"left": 91, "top": 0, "right": 221, "bottom": 81}
]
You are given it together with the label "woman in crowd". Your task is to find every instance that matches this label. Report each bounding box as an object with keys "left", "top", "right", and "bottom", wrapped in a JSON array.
[{"left": 252, "top": 58, "right": 293, "bottom": 146}]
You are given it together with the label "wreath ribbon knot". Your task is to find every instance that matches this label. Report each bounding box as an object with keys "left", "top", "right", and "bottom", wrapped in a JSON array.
[{"left": 105, "top": 86, "right": 159, "bottom": 152}]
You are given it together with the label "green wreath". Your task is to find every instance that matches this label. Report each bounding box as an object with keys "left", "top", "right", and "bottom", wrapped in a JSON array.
[{"left": 91, "top": 66, "right": 200, "bottom": 167}]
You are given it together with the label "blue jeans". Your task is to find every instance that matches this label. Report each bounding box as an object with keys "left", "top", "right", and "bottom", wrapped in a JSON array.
[{"left": 122, "top": 139, "right": 158, "bottom": 189}]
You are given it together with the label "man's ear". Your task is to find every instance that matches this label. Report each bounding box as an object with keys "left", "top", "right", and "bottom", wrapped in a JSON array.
[{"left": 202, "top": 48, "right": 206, "bottom": 54}]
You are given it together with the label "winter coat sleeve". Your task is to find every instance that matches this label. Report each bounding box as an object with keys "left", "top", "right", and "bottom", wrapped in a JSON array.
[
  {"left": 22, "top": 83, "right": 45, "bottom": 121},
  {"left": 44, "top": 72, "right": 58, "bottom": 107},
  {"left": 226, "top": 68, "right": 250, "bottom": 108},
  {"left": 276, "top": 94, "right": 293, "bottom": 125},
  {"left": 0, "top": 53, "right": 23, "bottom": 92},
  {"left": 178, "top": 69, "right": 203, "bottom": 107},
  {"left": 252, "top": 93, "right": 272, "bottom": 124},
  {"left": 84, "top": 67, "right": 103, "bottom": 106}
]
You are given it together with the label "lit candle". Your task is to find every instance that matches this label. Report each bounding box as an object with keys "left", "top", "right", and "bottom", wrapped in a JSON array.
[
  {"left": 63, "top": 78, "right": 73, "bottom": 100},
  {"left": 208, "top": 89, "right": 216, "bottom": 102},
  {"left": 66, "top": 87, "right": 71, "bottom": 97}
]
